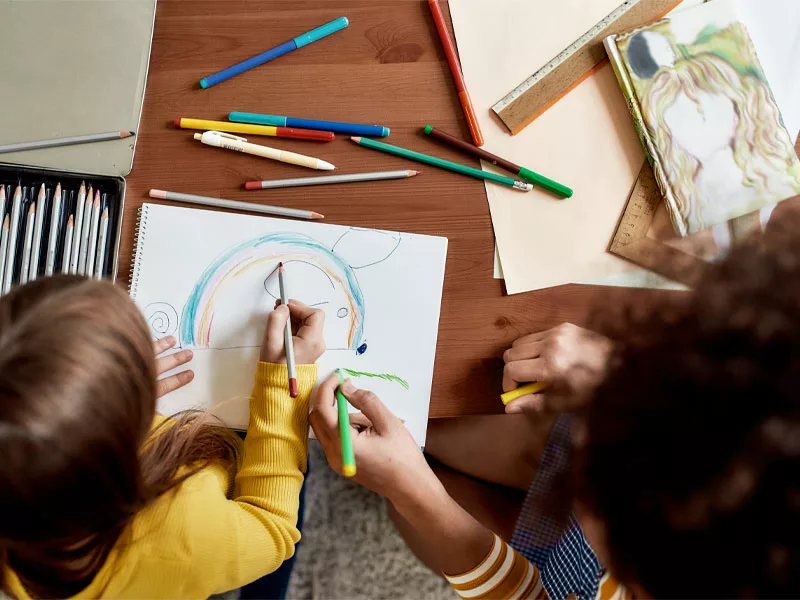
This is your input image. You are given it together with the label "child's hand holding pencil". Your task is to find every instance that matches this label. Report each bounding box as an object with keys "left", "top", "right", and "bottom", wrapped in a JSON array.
[
  {"left": 502, "top": 323, "right": 613, "bottom": 416},
  {"left": 261, "top": 298, "right": 326, "bottom": 367}
]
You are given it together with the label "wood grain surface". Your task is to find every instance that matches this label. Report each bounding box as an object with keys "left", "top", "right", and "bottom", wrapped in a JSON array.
[{"left": 122, "top": 0, "right": 668, "bottom": 418}]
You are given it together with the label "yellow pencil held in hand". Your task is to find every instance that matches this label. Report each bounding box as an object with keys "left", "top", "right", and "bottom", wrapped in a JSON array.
[{"left": 501, "top": 382, "right": 549, "bottom": 405}]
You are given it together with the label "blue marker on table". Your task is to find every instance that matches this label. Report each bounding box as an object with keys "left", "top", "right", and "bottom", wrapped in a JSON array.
[
  {"left": 200, "top": 17, "right": 350, "bottom": 89},
  {"left": 229, "top": 111, "right": 390, "bottom": 137}
]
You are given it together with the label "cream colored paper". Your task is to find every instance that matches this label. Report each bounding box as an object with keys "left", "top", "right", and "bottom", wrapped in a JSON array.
[{"left": 450, "top": 0, "right": 646, "bottom": 294}]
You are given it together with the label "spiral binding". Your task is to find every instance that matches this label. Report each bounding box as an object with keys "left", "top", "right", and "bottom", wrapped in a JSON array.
[{"left": 128, "top": 205, "right": 149, "bottom": 298}]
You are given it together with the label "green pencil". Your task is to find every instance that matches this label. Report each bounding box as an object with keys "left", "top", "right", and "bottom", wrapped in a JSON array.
[
  {"left": 350, "top": 137, "right": 533, "bottom": 192},
  {"left": 336, "top": 369, "right": 357, "bottom": 477}
]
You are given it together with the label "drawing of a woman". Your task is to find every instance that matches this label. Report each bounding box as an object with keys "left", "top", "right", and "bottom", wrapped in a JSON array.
[{"left": 632, "top": 25, "right": 800, "bottom": 234}]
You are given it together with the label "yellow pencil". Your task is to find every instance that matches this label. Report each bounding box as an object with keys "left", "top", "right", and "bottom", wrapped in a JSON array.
[
  {"left": 174, "top": 117, "right": 334, "bottom": 142},
  {"left": 501, "top": 382, "right": 548, "bottom": 405}
]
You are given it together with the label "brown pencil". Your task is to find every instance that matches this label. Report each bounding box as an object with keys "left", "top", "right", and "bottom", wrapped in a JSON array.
[{"left": 422, "top": 125, "right": 573, "bottom": 198}]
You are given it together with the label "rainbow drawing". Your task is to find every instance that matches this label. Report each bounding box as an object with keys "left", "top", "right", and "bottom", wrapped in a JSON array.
[{"left": 180, "top": 232, "right": 365, "bottom": 350}]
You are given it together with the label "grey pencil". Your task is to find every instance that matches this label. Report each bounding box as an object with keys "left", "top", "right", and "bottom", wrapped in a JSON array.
[
  {"left": 0, "top": 185, "right": 6, "bottom": 237},
  {"left": 70, "top": 183, "right": 87, "bottom": 274},
  {"left": 77, "top": 189, "right": 95, "bottom": 275},
  {"left": 19, "top": 203, "right": 35, "bottom": 285},
  {"left": 149, "top": 189, "right": 324, "bottom": 220},
  {"left": 0, "top": 216, "right": 8, "bottom": 291},
  {"left": 244, "top": 170, "right": 419, "bottom": 190},
  {"left": 0, "top": 131, "right": 135, "bottom": 155},
  {"left": 277, "top": 262, "right": 298, "bottom": 398},
  {"left": 3, "top": 186, "right": 22, "bottom": 293},
  {"left": 45, "top": 184, "right": 62, "bottom": 276},
  {"left": 29, "top": 184, "right": 46, "bottom": 281},
  {"left": 85, "top": 192, "right": 101, "bottom": 278},
  {"left": 61, "top": 216, "right": 74, "bottom": 273},
  {"left": 94, "top": 207, "right": 109, "bottom": 280}
]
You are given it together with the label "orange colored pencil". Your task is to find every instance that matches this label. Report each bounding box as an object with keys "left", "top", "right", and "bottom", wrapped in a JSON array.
[{"left": 427, "top": 0, "right": 484, "bottom": 146}]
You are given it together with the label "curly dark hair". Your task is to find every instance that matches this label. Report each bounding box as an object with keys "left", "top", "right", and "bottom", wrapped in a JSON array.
[{"left": 577, "top": 218, "right": 800, "bottom": 598}]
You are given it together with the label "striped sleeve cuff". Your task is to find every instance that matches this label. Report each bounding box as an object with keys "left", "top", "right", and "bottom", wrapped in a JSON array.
[{"left": 444, "top": 534, "right": 547, "bottom": 599}]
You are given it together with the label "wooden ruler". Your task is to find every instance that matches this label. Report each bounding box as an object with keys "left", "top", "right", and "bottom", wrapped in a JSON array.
[
  {"left": 609, "top": 162, "right": 707, "bottom": 287},
  {"left": 492, "top": 0, "right": 683, "bottom": 135}
]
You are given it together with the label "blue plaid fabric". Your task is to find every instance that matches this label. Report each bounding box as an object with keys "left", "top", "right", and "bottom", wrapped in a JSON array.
[{"left": 510, "top": 414, "right": 603, "bottom": 600}]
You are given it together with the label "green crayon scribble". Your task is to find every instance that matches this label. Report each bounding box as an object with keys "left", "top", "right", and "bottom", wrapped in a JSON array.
[{"left": 340, "top": 368, "right": 409, "bottom": 390}]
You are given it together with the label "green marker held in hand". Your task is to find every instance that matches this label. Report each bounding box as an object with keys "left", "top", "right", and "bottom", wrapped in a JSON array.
[{"left": 336, "top": 369, "right": 357, "bottom": 477}]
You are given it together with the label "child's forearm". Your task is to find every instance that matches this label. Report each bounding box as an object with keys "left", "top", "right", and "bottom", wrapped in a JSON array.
[{"left": 234, "top": 362, "right": 316, "bottom": 534}]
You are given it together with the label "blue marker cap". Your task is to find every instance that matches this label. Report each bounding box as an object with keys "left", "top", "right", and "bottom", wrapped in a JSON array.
[{"left": 293, "top": 16, "right": 349, "bottom": 48}]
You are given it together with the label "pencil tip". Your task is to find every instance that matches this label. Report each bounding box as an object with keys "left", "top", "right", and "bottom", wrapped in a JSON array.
[
  {"left": 67, "top": 214, "right": 74, "bottom": 225},
  {"left": 350, "top": 137, "right": 362, "bottom": 143},
  {"left": 123, "top": 130, "right": 136, "bottom": 137},
  {"left": 278, "top": 261, "right": 284, "bottom": 269},
  {"left": 311, "top": 212, "right": 325, "bottom": 220},
  {"left": 409, "top": 170, "right": 420, "bottom": 176}
]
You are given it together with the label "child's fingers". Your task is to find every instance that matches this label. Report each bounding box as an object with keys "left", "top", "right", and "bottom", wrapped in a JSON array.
[
  {"left": 339, "top": 380, "right": 395, "bottom": 434},
  {"left": 289, "top": 300, "right": 325, "bottom": 339},
  {"left": 156, "top": 370, "right": 195, "bottom": 398},
  {"left": 503, "top": 342, "right": 542, "bottom": 364},
  {"left": 502, "top": 358, "right": 544, "bottom": 392},
  {"left": 504, "top": 394, "right": 546, "bottom": 415},
  {"left": 153, "top": 335, "right": 177, "bottom": 356},
  {"left": 309, "top": 373, "right": 340, "bottom": 432},
  {"left": 512, "top": 331, "right": 548, "bottom": 347},
  {"left": 155, "top": 348, "right": 194, "bottom": 376},
  {"left": 264, "top": 305, "right": 290, "bottom": 358}
]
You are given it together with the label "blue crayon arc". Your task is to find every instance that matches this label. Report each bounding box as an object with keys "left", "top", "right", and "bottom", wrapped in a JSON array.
[
  {"left": 200, "top": 17, "right": 349, "bottom": 89},
  {"left": 229, "top": 111, "right": 390, "bottom": 137}
]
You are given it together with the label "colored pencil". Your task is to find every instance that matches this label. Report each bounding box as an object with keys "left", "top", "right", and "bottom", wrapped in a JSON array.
[
  {"left": 336, "top": 368, "right": 357, "bottom": 477},
  {"left": 0, "top": 216, "right": 8, "bottom": 291},
  {"left": 28, "top": 184, "right": 46, "bottom": 281},
  {"left": 230, "top": 111, "right": 390, "bottom": 138},
  {"left": 174, "top": 118, "right": 334, "bottom": 142},
  {"left": 19, "top": 203, "right": 35, "bottom": 286},
  {"left": 277, "top": 262, "right": 298, "bottom": 398},
  {"left": 423, "top": 125, "right": 574, "bottom": 198},
  {"left": 500, "top": 382, "right": 549, "bottom": 406},
  {"left": 350, "top": 137, "right": 532, "bottom": 191},
  {"left": 200, "top": 17, "right": 350, "bottom": 88},
  {"left": 70, "top": 183, "right": 87, "bottom": 274},
  {"left": 3, "top": 186, "right": 22, "bottom": 293},
  {"left": 94, "top": 207, "right": 109, "bottom": 280},
  {"left": 0, "top": 185, "right": 6, "bottom": 238},
  {"left": 77, "top": 188, "right": 94, "bottom": 275},
  {"left": 149, "top": 189, "right": 324, "bottom": 220},
  {"left": 86, "top": 192, "right": 101, "bottom": 278},
  {"left": 0, "top": 131, "right": 135, "bottom": 155},
  {"left": 244, "top": 170, "right": 418, "bottom": 190},
  {"left": 61, "top": 216, "right": 74, "bottom": 274},
  {"left": 194, "top": 131, "right": 335, "bottom": 170},
  {"left": 45, "top": 184, "right": 62, "bottom": 276},
  {"left": 427, "top": 0, "right": 483, "bottom": 146}
]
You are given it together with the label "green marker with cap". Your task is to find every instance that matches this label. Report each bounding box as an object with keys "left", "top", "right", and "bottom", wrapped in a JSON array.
[
  {"left": 422, "top": 125, "right": 573, "bottom": 198},
  {"left": 336, "top": 369, "right": 357, "bottom": 478}
]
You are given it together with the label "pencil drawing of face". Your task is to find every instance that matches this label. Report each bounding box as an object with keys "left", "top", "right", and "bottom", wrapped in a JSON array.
[
  {"left": 625, "top": 24, "right": 800, "bottom": 233},
  {"left": 171, "top": 229, "right": 400, "bottom": 355}
]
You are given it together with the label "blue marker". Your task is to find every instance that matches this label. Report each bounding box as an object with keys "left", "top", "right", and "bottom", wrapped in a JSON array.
[
  {"left": 229, "top": 111, "right": 390, "bottom": 137},
  {"left": 200, "top": 17, "right": 350, "bottom": 89}
]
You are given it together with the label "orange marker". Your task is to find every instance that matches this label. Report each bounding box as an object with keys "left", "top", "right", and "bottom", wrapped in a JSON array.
[{"left": 427, "top": 0, "right": 484, "bottom": 146}]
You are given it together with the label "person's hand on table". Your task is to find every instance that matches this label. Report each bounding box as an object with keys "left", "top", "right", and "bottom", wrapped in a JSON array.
[
  {"left": 309, "top": 375, "right": 442, "bottom": 503},
  {"left": 154, "top": 336, "right": 194, "bottom": 398},
  {"left": 261, "top": 299, "right": 326, "bottom": 364},
  {"left": 502, "top": 323, "right": 612, "bottom": 416}
]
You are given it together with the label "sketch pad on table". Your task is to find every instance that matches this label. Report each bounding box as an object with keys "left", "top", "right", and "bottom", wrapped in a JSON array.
[{"left": 130, "top": 203, "right": 448, "bottom": 446}]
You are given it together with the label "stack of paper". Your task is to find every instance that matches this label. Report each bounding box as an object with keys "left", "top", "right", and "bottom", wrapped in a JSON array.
[{"left": 450, "top": 0, "right": 800, "bottom": 294}]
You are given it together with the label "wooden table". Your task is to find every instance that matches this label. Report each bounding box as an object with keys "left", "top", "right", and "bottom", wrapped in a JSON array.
[{"left": 122, "top": 0, "right": 664, "bottom": 417}]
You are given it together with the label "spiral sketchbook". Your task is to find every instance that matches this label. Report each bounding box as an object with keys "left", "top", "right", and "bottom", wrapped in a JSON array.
[
  {"left": 129, "top": 203, "right": 449, "bottom": 446},
  {"left": 605, "top": 0, "right": 800, "bottom": 236}
]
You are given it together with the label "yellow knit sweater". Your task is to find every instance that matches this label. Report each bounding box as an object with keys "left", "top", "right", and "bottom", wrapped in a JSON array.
[{"left": 5, "top": 361, "right": 318, "bottom": 599}]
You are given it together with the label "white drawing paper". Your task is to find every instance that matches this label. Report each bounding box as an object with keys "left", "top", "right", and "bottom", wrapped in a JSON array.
[{"left": 130, "top": 203, "right": 448, "bottom": 446}]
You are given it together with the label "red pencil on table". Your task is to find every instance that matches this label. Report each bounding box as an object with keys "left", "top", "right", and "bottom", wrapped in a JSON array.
[{"left": 427, "top": 0, "right": 484, "bottom": 147}]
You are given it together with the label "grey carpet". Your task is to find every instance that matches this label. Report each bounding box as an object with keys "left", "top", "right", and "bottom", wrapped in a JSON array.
[{"left": 286, "top": 442, "right": 455, "bottom": 600}]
